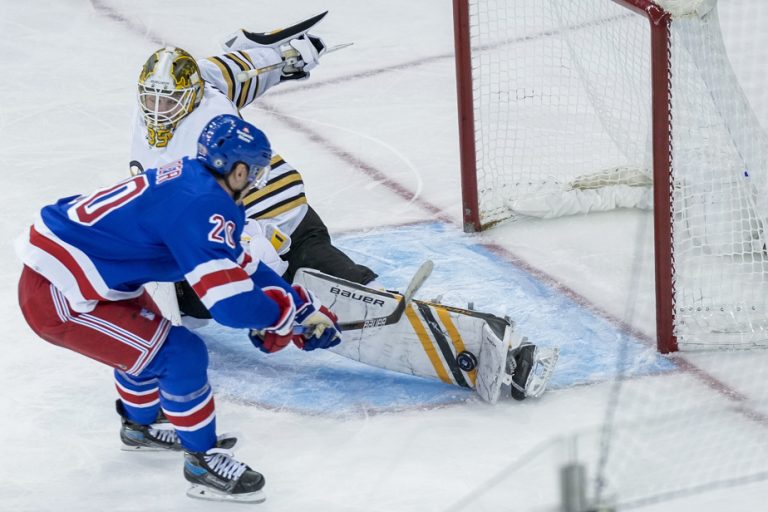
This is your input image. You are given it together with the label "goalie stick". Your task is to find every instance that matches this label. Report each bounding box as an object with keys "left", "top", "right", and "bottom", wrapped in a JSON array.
[
  {"left": 341, "top": 259, "right": 433, "bottom": 330},
  {"left": 297, "top": 260, "right": 434, "bottom": 332}
]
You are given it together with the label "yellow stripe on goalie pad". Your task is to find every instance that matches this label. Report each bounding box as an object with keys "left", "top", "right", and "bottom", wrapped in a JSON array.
[
  {"left": 405, "top": 305, "right": 453, "bottom": 385},
  {"left": 436, "top": 307, "right": 477, "bottom": 387}
]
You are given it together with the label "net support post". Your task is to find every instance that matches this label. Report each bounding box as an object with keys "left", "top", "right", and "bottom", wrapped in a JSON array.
[
  {"left": 559, "top": 436, "right": 588, "bottom": 512},
  {"left": 615, "top": 0, "right": 678, "bottom": 353}
]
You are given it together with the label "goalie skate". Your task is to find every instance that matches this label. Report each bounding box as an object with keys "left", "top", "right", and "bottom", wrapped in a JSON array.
[{"left": 502, "top": 341, "right": 559, "bottom": 401}]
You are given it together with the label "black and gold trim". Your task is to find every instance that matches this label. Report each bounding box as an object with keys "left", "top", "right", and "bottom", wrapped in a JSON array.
[
  {"left": 204, "top": 51, "right": 262, "bottom": 109},
  {"left": 242, "top": 155, "right": 307, "bottom": 220},
  {"left": 405, "top": 302, "right": 478, "bottom": 388}
]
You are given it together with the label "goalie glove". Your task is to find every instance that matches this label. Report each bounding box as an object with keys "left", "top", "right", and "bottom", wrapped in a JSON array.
[
  {"left": 292, "top": 284, "right": 342, "bottom": 351},
  {"left": 264, "top": 223, "right": 291, "bottom": 255},
  {"left": 248, "top": 287, "right": 297, "bottom": 353},
  {"left": 241, "top": 221, "right": 289, "bottom": 276},
  {"left": 279, "top": 34, "right": 326, "bottom": 81}
]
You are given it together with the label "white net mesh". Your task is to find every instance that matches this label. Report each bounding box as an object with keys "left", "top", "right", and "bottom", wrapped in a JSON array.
[
  {"left": 467, "top": 1, "right": 652, "bottom": 225},
  {"left": 463, "top": 0, "right": 768, "bottom": 349},
  {"left": 458, "top": 0, "right": 768, "bottom": 508}
]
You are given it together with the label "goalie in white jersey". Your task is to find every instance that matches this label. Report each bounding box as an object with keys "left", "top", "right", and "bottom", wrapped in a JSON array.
[
  {"left": 129, "top": 14, "right": 378, "bottom": 322},
  {"left": 128, "top": 15, "right": 558, "bottom": 403}
]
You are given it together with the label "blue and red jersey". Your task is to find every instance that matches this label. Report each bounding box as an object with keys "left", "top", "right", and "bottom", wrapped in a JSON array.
[{"left": 17, "top": 157, "right": 299, "bottom": 330}]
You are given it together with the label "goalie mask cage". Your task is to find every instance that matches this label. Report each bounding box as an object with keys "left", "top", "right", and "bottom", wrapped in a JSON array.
[{"left": 453, "top": 0, "right": 768, "bottom": 353}]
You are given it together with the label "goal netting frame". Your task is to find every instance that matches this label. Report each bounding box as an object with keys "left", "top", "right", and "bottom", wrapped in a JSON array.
[{"left": 453, "top": 0, "right": 768, "bottom": 353}]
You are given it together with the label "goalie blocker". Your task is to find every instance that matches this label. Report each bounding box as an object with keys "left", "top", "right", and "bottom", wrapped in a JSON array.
[{"left": 293, "top": 268, "right": 558, "bottom": 403}]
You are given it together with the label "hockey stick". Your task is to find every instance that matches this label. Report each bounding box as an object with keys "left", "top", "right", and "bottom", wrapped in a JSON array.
[
  {"left": 337, "top": 259, "right": 434, "bottom": 331},
  {"left": 235, "top": 43, "right": 353, "bottom": 83}
]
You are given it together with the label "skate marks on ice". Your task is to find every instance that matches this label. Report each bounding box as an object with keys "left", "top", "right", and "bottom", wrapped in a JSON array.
[{"left": 202, "top": 222, "right": 674, "bottom": 416}]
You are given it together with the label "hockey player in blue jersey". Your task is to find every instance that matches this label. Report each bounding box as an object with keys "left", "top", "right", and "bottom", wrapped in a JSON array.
[{"left": 16, "top": 114, "right": 341, "bottom": 503}]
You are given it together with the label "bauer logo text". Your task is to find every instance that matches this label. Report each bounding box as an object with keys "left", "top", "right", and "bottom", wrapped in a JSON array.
[{"left": 330, "top": 287, "right": 385, "bottom": 307}]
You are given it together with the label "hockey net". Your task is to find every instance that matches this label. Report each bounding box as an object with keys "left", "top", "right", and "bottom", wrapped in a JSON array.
[
  {"left": 454, "top": 0, "right": 768, "bottom": 352},
  {"left": 452, "top": 0, "right": 768, "bottom": 509}
]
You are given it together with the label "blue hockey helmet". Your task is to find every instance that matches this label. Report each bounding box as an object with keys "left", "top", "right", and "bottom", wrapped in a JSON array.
[{"left": 197, "top": 114, "right": 272, "bottom": 185}]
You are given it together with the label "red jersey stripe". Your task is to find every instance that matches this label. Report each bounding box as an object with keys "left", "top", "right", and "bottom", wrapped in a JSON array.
[
  {"left": 164, "top": 395, "right": 216, "bottom": 429},
  {"left": 115, "top": 385, "right": 160, "bottom": 405},
  {"left": 28, "top": 226, "right": 106, "bottom": 301},
  {"left": 191, "top": 266, "right": 250, "bottom": 298}
]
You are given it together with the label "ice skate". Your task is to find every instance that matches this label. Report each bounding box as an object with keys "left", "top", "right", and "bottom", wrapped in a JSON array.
[
  {"left": 117, "top": 400, "right": 237, "bottom": 452},
  {"left": 504, "top": 341, "right": 559, "bottom": 401},
  {"left": 117, "top": 399, "right": 182, "bottom": 452},
  {"left": 184, "top": 448, "right": 266, "bottom": 503}
]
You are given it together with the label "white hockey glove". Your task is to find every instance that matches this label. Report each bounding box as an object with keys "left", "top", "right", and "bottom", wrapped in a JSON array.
[{"left": 280, "top": 34, "right": 326, "bottom": 81}]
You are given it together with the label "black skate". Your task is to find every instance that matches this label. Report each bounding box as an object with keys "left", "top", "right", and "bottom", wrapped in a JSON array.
[
  {"left": 184, "top": 448, "right": 266, "bottom": 503},
  {"left": 505, "top": 342, "right": 559, "bottom": 401},
  {"left": 116, "top": 400, "right": 237, "bottom": 452},
  {"left": 117, "top": 399, "right": 181, "bottom": 451},
  {"left": 508, "top": 343, "right": 536, "bottom": 401}
]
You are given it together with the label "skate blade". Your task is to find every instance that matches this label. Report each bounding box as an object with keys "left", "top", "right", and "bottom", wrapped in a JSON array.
[
  {"left": 186, "top": 484, "right": 266, "bottom": 504},
  {"left": 120, "top": 444, "right": 177, "bottom": 452}
]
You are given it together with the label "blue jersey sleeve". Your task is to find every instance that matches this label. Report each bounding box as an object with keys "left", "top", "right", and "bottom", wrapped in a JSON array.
[{"left": 161, "top": 192, "right": 298, "bottom": 329}]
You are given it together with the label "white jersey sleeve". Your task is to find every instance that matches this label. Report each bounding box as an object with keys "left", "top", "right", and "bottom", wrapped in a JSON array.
[
  {"left": 130, "top": 84, "right": 239, "bottom": 172},
  {"left": 241, "top": 154, "right": 309, "bottom": 236},
  {"left": 198, "top": 47, "right": 283, "bottom": 111}
]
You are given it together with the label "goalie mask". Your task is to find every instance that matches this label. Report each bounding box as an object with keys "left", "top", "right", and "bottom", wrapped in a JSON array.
[{"left": 138, "top": 47, "right": 203, "bottom": 147}]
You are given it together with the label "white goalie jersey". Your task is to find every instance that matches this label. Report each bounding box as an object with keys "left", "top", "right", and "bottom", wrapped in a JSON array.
[
  {"left": 130, "top": 46, "right": 283, "bottom": 173},
  {"left": 130, "top": 46, "right": 309, "bottom": 240}
]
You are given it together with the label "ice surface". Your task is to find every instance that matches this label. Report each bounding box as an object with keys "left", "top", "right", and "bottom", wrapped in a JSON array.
[{"left": 2, "top": 1, "right": 767, "bottom": 511}]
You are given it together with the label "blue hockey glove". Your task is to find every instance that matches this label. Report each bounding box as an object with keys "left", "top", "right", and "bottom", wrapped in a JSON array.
[{"left": 291, "top": 285, "right": 342, "bottom": 351}]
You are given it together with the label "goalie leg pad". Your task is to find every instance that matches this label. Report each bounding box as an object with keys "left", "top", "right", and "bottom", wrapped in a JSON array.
[{"left": 292, "top": 267, "right": 559, "bottom": 402}]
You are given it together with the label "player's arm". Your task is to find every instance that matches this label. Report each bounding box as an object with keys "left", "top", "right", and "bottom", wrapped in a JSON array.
[
  {"left": 198, "top": 33, "right": 326, "bottom": 109},
  {"left": 165, "top": 195, "right": 340, "bottom": 352},
  {"left": 164, "top": 195, "right": 300, "bottom": 331},
  {"left": 198, "top": 48, "right": 283, "bottom": 110}
]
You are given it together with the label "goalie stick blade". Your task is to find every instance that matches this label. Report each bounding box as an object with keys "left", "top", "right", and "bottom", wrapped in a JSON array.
[{"left": 227, "top": 11, "right": 328, "bottom": 49}]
